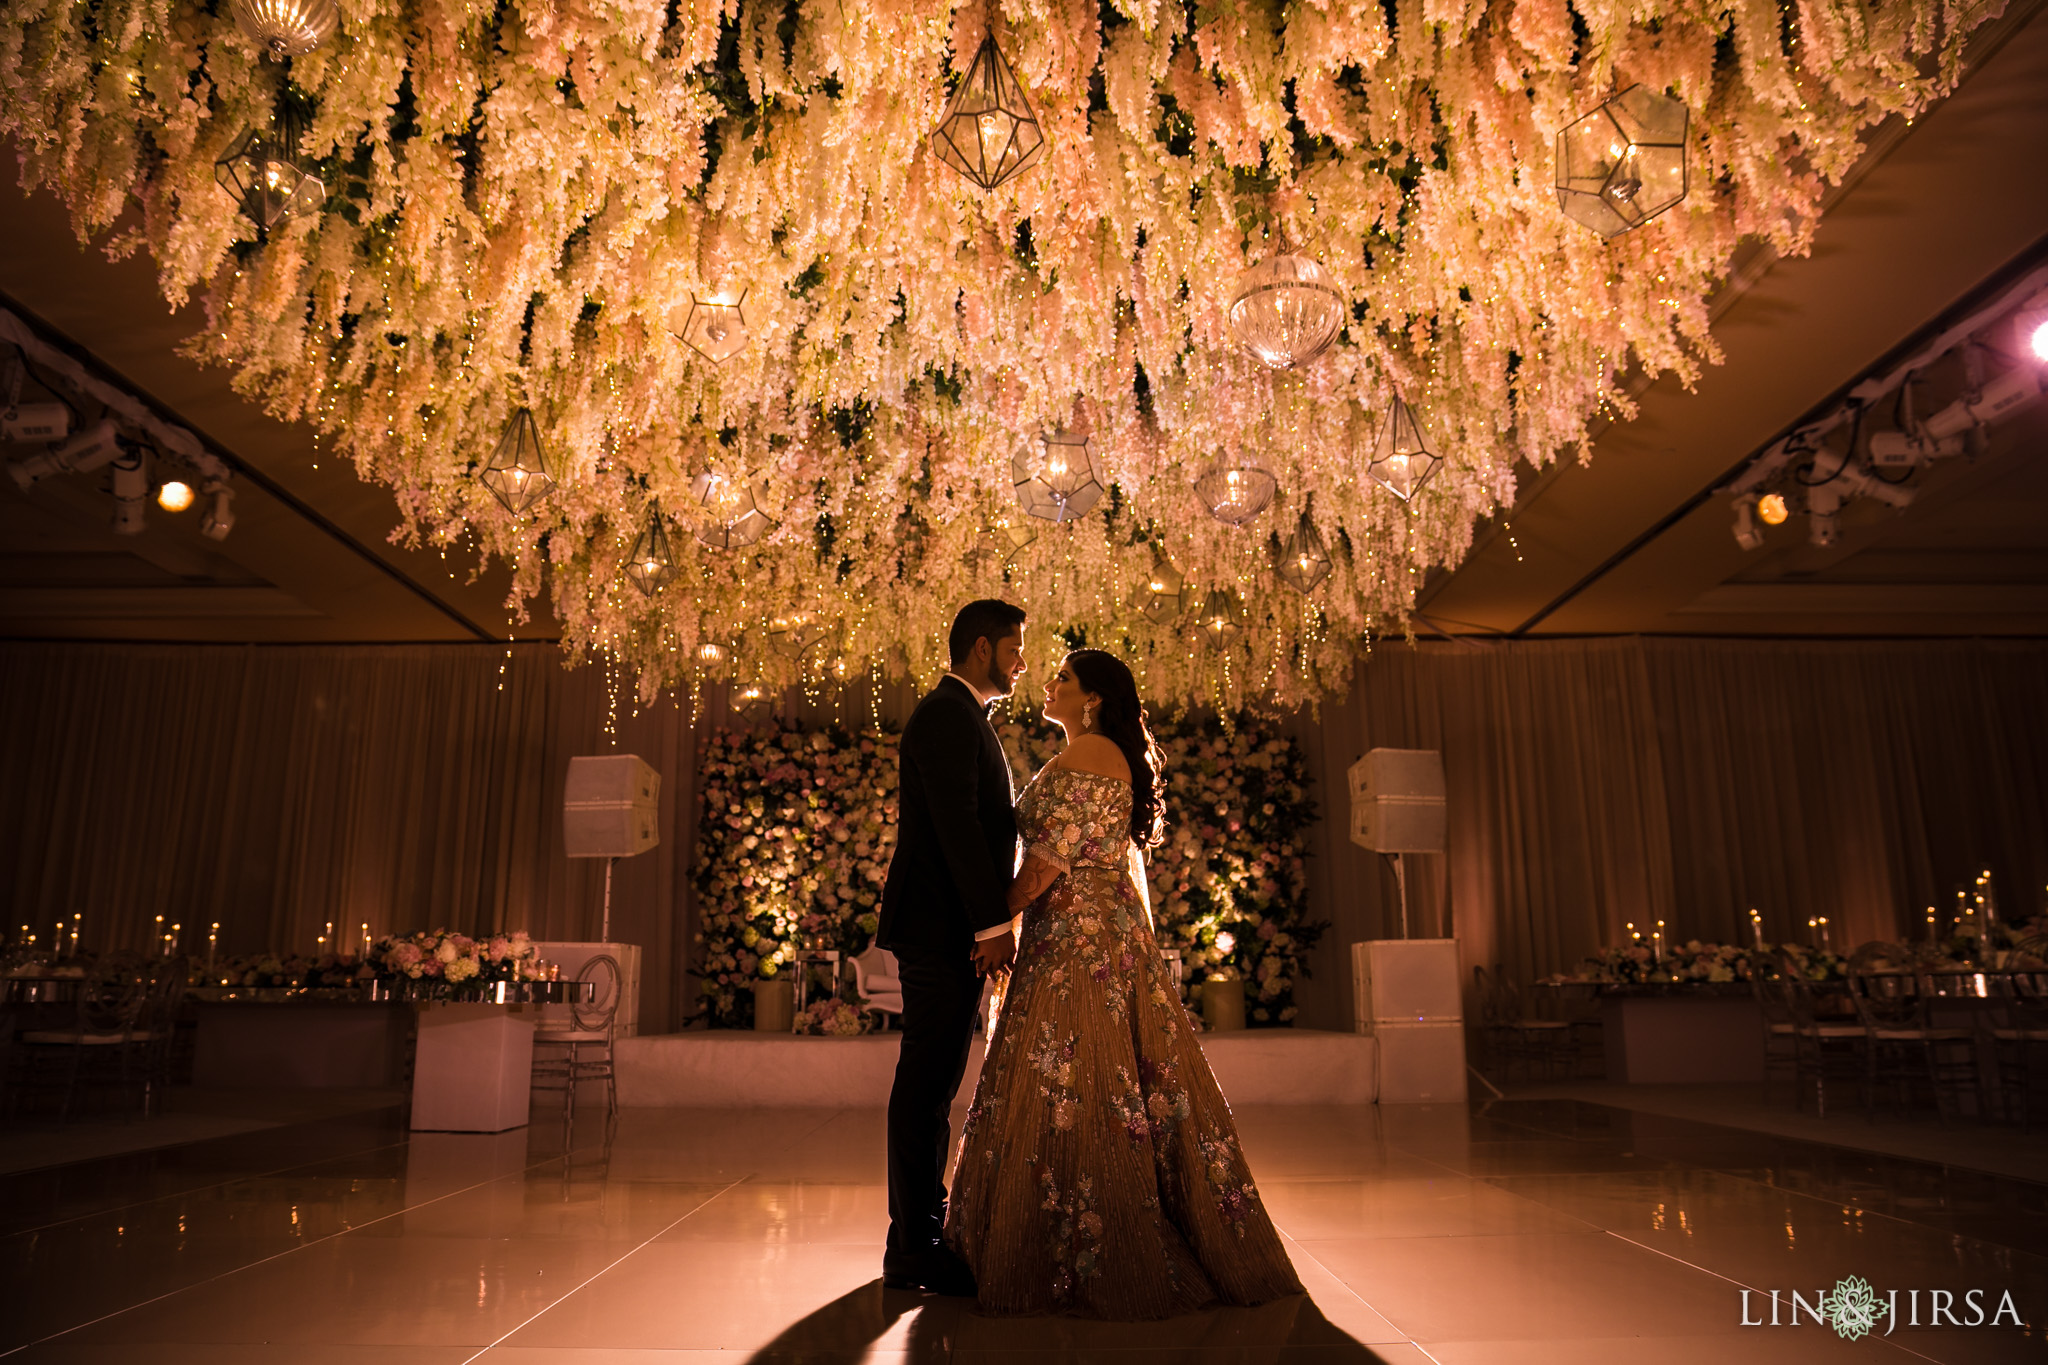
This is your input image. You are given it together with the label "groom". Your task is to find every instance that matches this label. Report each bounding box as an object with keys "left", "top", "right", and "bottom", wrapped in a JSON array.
[{"left": 875, "top": 598, "right": 1028, "bottom": 1295}]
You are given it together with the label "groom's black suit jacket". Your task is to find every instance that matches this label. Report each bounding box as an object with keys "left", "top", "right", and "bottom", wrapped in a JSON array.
[{"left": 876, "top": 676, "right": 1018, "bottom": 951}]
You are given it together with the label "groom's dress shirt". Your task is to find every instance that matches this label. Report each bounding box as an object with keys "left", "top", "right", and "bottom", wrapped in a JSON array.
[{"left": 876, "top": 673, "right": 1020, "bottom": 951}]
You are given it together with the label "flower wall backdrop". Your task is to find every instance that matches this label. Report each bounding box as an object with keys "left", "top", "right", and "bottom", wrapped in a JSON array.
[
  {"left": 0, "top": 0, "right": 1999, "bottom": 708},
  {"left": 693, "top": 713, "right": 1322, "bottom": 1025}
]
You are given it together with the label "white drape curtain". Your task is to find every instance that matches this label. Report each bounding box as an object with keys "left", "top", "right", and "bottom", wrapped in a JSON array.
[
  {"left": 5, "top": 637, "right": 2043, "bottom": 1034},
  {"left": 1291, "top": 637, "right": 2048, "bottom": 1028}
]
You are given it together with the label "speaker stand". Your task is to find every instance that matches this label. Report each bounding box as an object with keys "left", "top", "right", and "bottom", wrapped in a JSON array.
[
  {"left": 1384, "top": 852, "right": 1411, "bottom": 939},
  {"left": 600, "top": 856, "right": 618, "bottom": 942}
]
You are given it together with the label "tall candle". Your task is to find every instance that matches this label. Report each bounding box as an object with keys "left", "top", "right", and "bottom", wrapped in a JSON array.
[
  {"left": 1748, "top": 908, "right": 1764, "bottom": 950},
  {"left": 1808, "top": 916, "right": 1819, "bottom": 950},
  {"left": 360, "top": 923, "right": 371, "bottom": 959},
  {"left": 1653, "top": 920, "right": 1665, "bottom": 964},
  {"left": 69, "top": 914, "right": 79, "bottom": 955},
  {"left": 1926, "top": 906, "right": 1938, "bottom": 941},
  {"left": 1818, "top": 917, "right": 1831, "bottom": 953},
  {"left": 207, "top": 922, "right": 219, "bottom": 972}
]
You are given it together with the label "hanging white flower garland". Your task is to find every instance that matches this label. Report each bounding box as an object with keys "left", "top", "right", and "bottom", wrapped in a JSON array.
[{"left": 0, "top": 0, "right": 1992, "bottom": 707}]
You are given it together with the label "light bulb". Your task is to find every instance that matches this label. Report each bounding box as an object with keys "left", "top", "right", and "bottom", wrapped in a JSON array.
[
  {"left": 157, "top": 480, "right": 194, "bottom": 512},
  {"left": 2030, "top": 318, "right": 2048, "bottom": 363},
  {"left": 1757, "top": 492, "right": 1788, "bottom": 525}
]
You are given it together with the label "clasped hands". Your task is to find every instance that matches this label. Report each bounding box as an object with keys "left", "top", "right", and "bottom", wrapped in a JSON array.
[{"left": 971, "top": 933, "right": 1016, "bottom": 979}]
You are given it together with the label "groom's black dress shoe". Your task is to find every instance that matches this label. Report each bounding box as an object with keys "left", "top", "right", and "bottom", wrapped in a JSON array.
[{"left": 881, "top": 1246, "right": 977, "bottom": 1296}]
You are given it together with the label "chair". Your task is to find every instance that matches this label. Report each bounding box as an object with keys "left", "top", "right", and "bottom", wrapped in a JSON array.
[
  {"left": 1472, "top": 965, "right": 1572, "bottom": 1082},
  {"left": 1988, "top": 970, "right": 2048, "bottom": 1132},
  {"left": 849, "top": 944, "right": 903, "bottom": 1029},
  {"left": 14, "top": 952, "right": 152, "bottom": 1118},
  {"left": 1776, "top": 949, "right": 1866, "bottom": 1118},
  {"left": 1749, "top": 960, "right": 1801, "bottom": 1105},
  {"left": 1844, "top": 961, "right": 1975, "bottom": 1123},
  {"left": 532, "top": 954, "right": 620, "bottom": 1131}
]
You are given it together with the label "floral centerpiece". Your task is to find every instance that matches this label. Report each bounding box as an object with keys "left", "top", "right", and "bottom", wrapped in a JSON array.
[
  {"left": 369, "top": 930, "right": 545, "bottom": 986},
  {"left": 694, "top": 712, "right": 1323, "bottom": 1028},
  {"left": 209, "top": 952, "right": 369, "bottom": 989}
]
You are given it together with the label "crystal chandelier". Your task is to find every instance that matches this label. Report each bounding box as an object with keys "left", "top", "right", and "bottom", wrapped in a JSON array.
[
  {"left": 930, "top": 34, "right": 1045, "bottom": 191},
  {"left": 1136, "top": 549, "right": 1187, "bottom": 624},
  {"left": 1555, "top": 85, "right": 1690, "bottom": 239},
  {"left": 1197, "top": 588, "right": 1247, "bottom": 645},
  {"left": 624, "top": 507, "right": 678, "bottom": 596},
  {"left": 1193, "top": 460, "right": 1277, "bottom": 526},
  {"left": 1013, "top": 428, "right": 1106, "bottom": 523},
  {"left": 214, "top": 104, "right": 325, "bottom": 232},
  {"left": 672, "top": 289, "right": 751, "bottom": 364},
  {"left": 1228, "top": 253, "right": 1347, "bottom": 369},
  {"left": 478, "top": 407, "right": 556, "bottom": 514},
  {"left": 688, "top": 469, "right": 776, "bottom": 549},
  {"left": 1366, "top": 394, "right": 1443, "bottom": 502},
  {"left": 230, "top": 0, "right": 340, "bottom": 60},
  {"left": 1274, "top": 508, "right": 1332, "bottom": 593}
]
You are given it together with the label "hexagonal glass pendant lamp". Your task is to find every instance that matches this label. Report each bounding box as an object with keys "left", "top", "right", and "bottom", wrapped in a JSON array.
[
  {"left": 931, "top": 34, "right": 1045, "bottom": 191},
  {"left": 1013, "top": 428, "right": 1106, "bottom": 523},
  {"left": 1274, "top": 509, "right": 1332, "bottom": 593},
  {"left": 689, "top": 469, "right": 777, "bottom": 549},
  {"left": 1229, "top": 254, "right": 1347, "bottom": 369},
  {"left": 1555, "top": 85, "right": 1689, "bottom": 238},
  {"left": 1198, "top": 588, "right": 1248, "bottom": 645},
  {"left": 215, "top": 104, "right": 326, "bottom": 232},
  {"left": 230, "top": 0, "right": 339, "bottom": 59},
  {"left": 1193, "top": 460, "right": 1278, "bottom": 527},
  {"left": 672, "top": 289, "right": 751, "bottom": 364},
  {"left": 625, "top": 507, "right": 678, "bottom": 596},
  {"left": 1136, "top": 549, "right": 1187, "bottom": 624},
  {"left": 1366, "top": 394, "right": 1443, "bottom": 502},
  {"left": 479, "top": 407, "right": 556, "bottom": 514}
]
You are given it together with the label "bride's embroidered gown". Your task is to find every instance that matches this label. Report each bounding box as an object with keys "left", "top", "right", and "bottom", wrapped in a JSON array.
[{"left": 944, "top": 765, "right": 1304, "bottom": 1319}]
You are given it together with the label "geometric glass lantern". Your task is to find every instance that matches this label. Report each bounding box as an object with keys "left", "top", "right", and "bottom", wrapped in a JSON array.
[
  {"left": 1228, "top": 253, "right": 1347, "bottom": 370},
  {"left": 1365, "top": 394, "right": 1442, "bottom": 502},
  {"left": 930, "top": 34, "right": 1045, "bottom": 192},
  {"left": 478, "top": 407, "right": 556, "bottom": 514},
  {"left": 1013, "top": 427, "right": 1106, "bottom": 523},
  {"left": 688, "top": 468, "right": 777, "bottom": 549},
  {"left": 624, "top": 506, "right": 678, "bottom": 596},
  {"left": 1555, "top": 85, "right": 1690, "bottom": 239},
  {"left": 693, "top": 634, "right": 740, "bottom": 667},
  {"left": 1196, "top": 587, "right": 1247, "bottom": 646},
  {"left": 1273, "top": 508, "right": 1332, "bottom": 593},
  {"left": 672, "top": 288, "right": 751, "bottom": 364},
  {"left": 214, "top": 104, "right": 326, "bottom": 232},
  {"left": 1136, "top": 548, "right": 1187, "bottom": 625},
  {"left": 765, "top": 610, "right": 830, "bottom": 659},
  {"left": 1193, "top": 459, "right": 1278, "bottom": 527},
  {"left": 230, "top": 0, "right": 339, "bottom": 60}
]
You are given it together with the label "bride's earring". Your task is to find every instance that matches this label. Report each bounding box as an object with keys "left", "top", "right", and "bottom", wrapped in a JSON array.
[{"left": 1082, "top": 703, "right": 1097, "bottom": 732}]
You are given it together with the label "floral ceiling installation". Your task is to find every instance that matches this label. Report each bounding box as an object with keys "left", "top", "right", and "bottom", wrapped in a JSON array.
[{"left": 0, "top": 0, "right": 1997, "bottom": 706}]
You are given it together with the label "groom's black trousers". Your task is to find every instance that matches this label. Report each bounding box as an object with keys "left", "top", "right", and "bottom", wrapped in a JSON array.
[{"left": 884, "top": 943, "right": 983, "bottom": 1262}]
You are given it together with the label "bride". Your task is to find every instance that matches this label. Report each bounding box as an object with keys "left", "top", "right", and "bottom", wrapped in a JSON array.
[{"left": 944, "top": 648, "right": 1304, "bottom": 1319}]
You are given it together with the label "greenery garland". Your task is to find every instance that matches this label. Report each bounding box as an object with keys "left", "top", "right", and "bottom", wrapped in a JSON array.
[{"left": 692, "top": 710, "right": 1324, "bottom": 1026}]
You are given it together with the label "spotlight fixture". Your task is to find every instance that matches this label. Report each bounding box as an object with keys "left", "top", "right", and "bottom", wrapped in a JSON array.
[
  {"left": 1228, "top": 253, "right": 1347, "bottom": 370},
  {"left": 110, "top": 447, "right": 148, "bottom": 536},
  {"left": 2014, "top": 290, "right": 2048, "bottom": 363},
  {"left": 8, "top": 418, "right": 120, "bottom": 489},
  {"left": 1366, "top": 393, "right": 1443, "bottom": 501},
  {"left": 1, "top": 402, "right": 68, "bottom": 443},
  {"left": 1555, "top": 85, "right": 1690, "bottom": 238},
  {"left": 229, "top": 0, "right": 340, "bottom": 60},
  {"left": 157, "top": 479, "right": 195, "bottom": 512},
  {"left": 1868, "top": 430, "right": 1965, "bottom": 468},
  {"left": 200, "top": 480, "right": 236, "bottom": 540},
  {"left": 930, "top": 34, "right": 1045, "bottom": 191},
  {"left": 671, "top": 289, "right": 751, "bottom": 364},
  {"left": 1730, "top": 493, "right": 1762, "bottom": 551},
  {"left": 479, "top": 407, "right": 556, "bottom": 514},
  {"left": 1756, "top": 492, "right": 1789, "bottom": 526}
]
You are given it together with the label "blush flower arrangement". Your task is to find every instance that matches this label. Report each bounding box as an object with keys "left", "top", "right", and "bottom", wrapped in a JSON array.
[
  {"left": 694, "top": 711, "right": 1322, "bottom": 1027},
  {"left": 369, "top": 930, "right": 545, "bottom": 986}
]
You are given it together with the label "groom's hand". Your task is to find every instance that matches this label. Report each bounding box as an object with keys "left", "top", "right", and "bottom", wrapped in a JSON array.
[{"left": 972, "top": 933, "right": 1016, "bottom": 979}]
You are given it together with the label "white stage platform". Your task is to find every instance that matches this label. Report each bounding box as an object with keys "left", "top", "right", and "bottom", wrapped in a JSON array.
[{"left": 615, "top": 1027, "right": 1378, "bottom": 1107}]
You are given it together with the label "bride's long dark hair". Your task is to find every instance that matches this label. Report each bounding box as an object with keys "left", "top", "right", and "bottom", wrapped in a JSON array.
[{"left": 1064, "top": 649, "right": 1166, "bottom": 849}]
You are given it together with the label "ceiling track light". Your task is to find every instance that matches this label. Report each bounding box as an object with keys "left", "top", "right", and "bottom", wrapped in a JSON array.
[
  {"left": 200, "top": 480, "right": 236, "bottom": 541},
  {"left": 110, "top": 446, "right": 149, "bottom": 535},
  {"left": 8, "top": 418, "right": 120, "bottom": 489}
]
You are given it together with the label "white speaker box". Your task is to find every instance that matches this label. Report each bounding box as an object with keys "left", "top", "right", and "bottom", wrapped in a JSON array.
[
  {"left": 1352, "top": 939, "right": 1463, "bottom": 1027},
  {"left": 1347, "top": 748, "right": 1446, "bottom": 853},
  {"left": 564, "top": 755, "right": 661, "bottom": 858},
  {"left": 533, "top": 941, "right": 644, "bottom": 1037},
  {"left": 1373, "top": 1021, "right": 1470, "bottom": 1104}
]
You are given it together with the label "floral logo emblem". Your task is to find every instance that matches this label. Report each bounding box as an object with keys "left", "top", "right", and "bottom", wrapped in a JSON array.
[{"left": 1822, "top": 1276, "right": 1884, "bottom": 1341}]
